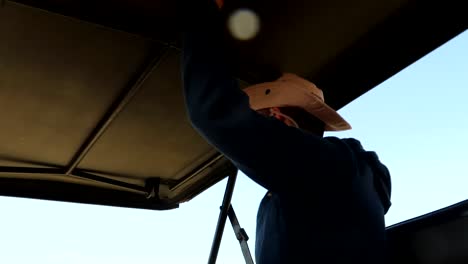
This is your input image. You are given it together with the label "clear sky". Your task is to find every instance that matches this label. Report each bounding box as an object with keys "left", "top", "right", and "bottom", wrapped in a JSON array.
[{"left": 0, "top": 30, "right": 466, "bottom": 264}]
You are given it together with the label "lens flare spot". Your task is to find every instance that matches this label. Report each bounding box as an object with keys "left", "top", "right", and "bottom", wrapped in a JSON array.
[{"left": 228, "top": 9, "right": 260, "bottom": 41}]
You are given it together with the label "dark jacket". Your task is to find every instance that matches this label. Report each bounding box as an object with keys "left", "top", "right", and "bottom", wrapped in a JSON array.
[{"left": 180, "top": 1, "right": 391, "bottom": 263}]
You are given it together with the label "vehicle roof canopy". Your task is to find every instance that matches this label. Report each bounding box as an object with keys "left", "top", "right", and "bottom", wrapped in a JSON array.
[{"left": 0, "top": 0, "right": 464, "bottom": 210}]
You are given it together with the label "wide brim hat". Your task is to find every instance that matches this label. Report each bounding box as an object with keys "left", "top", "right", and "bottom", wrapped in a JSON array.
[{"left": 243, "top": 73, "right": 351, "bottom": 131}]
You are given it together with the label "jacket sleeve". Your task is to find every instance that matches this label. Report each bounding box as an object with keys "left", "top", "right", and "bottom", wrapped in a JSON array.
[{"left": 180, "top": 0, "right": 355, "bottom": 192}]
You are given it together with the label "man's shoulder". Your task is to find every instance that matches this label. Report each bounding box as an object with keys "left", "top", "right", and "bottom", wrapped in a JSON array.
[
  {"left": 322, "top": 137, "right": 375, "bottom": 161},
  {"left": 323, "top": 136, "right": 364, "bottom": 150}
]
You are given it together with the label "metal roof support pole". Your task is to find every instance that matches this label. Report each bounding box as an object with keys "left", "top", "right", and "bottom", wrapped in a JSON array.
[
  {"left": 228, "top": 205, "right": 254, "bottom": 264},
  {"left": 207, "top": 170, "right": 238, "bottom": 264}
]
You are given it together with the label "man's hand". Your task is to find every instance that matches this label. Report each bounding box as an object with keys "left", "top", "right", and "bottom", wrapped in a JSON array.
[
  {"left": 177, "top": 0, "right": 222, "bottom": 32},
  {"left": 215, "top": 0, "right": 224, "bottom": 9}
]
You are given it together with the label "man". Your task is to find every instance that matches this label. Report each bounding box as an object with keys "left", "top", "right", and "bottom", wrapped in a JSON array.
[{"left": 180, "top": 1, "right": 392, "bottom": 263}]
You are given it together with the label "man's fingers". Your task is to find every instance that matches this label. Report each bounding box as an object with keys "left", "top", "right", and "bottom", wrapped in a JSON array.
[{"left": 215, "top": 0, "right": 224, "bottom": 9}]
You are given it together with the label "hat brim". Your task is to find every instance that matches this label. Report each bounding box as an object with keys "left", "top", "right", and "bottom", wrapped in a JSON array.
[
  {"left": 244, "top": 81, "right": 351, "bottom": 131},
  {"left": 302, "top": 99, "right": 351, "bottom": 131}
]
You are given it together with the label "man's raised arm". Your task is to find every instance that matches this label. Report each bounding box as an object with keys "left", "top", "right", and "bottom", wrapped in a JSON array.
[{"left": 180, "top": 0, "right": 354, "bottom": 192}]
